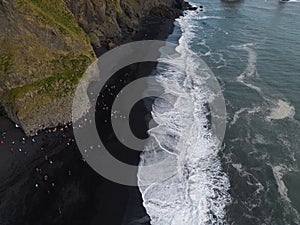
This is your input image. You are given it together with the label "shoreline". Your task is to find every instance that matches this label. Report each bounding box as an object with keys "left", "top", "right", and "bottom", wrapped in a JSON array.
[{"left": 0, "top": 5, "right": 193, "bottom": 225}]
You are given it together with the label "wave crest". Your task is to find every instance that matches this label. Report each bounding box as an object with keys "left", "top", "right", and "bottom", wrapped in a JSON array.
[{"left": 137, "top": 9, "right": 231, "bottom": 225}]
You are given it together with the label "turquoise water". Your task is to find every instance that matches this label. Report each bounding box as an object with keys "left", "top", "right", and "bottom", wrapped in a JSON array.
[{"left": 188, "top": 0, "right": 300, "bottom": 224}]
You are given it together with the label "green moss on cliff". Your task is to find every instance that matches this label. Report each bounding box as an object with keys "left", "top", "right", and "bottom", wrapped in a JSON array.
[
  {"left": 0, "top": 42, "right": 15, "bottom": 75},
  {"left": 1, "top": 0, "right": 95, "bottom": 127},
  {"left": 0, "top": 0, "right": 185, "bottom": 134},
  {"left": 3, "top": 52, "right": 92, "bottom": 112},
  {"left": 16, "top": 0, "right": 90, "bottom": 44},
  {"left": 0, "top": 38, "right": 17, "bottom": 78}
]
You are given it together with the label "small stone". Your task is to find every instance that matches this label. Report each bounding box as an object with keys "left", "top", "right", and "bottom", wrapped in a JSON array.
[{"left": 107, "top": 39, "right": 117, "bottom": 49}]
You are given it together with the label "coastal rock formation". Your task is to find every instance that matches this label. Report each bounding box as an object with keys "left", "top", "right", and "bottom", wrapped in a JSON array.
[
  {"left": 0, "top": 0, "right": 186, "bottom": 135},
  {"left": 65, "top": 0, "right": 185, "bottom": 49}
]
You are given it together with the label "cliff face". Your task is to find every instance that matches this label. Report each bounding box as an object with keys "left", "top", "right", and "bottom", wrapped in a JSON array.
[
  {"left": 0, "top": 0, "right": 186, "bottom": 135},
  {"left": 64, "top": 0, "right": 185, "bottom": 49}
]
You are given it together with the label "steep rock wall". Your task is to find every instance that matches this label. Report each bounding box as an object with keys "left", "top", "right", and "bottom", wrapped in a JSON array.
[{"left": 0, "top": 0, "right": 186, "bottom": 135}]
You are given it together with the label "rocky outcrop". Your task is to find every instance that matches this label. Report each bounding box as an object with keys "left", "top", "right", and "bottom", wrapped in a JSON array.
[
  {"left": 64, "top": 0, "right": 187, "bottom": 51},
  {"left": 0, "top": 0, "right": 96, "bottom": 135},
  {"left": 0, "top": 0, "right": 187, "bottom": 135}
]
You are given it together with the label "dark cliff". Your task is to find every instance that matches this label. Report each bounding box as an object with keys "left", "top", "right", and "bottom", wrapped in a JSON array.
[{"left": 0, "top": 0, "right": 187, "bottom": 135}]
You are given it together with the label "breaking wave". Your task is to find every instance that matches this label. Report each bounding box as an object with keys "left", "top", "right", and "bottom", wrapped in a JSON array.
[{"left": 137, "top": 9, "right": 231, "bottom": 225}]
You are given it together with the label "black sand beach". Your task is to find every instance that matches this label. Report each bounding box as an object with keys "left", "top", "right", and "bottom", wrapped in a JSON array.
[{"left": 0, "top": 14, "right": 182, "bottom": 225}]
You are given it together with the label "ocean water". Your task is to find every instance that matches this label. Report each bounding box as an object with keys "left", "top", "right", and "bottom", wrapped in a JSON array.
[{"left": 138, "top": 0, "right": 300, "bottom": 224}]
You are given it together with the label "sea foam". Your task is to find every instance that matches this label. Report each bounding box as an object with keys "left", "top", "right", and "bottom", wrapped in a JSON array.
[
  {"left": 137, "top": 9, "right": 231, "bottom": 225},
  {"left": 266, "top": 99, "right": 295, "bottom": 121}
]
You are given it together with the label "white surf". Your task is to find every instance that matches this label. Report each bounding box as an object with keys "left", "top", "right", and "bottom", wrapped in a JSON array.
[{"left": 137, "top": 8, "right": 231, "bottom": 225}]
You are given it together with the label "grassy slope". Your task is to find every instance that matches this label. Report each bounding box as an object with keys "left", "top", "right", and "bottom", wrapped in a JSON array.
[{"left": 1, "top": 0, "right": 95, "bottom": 120}]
